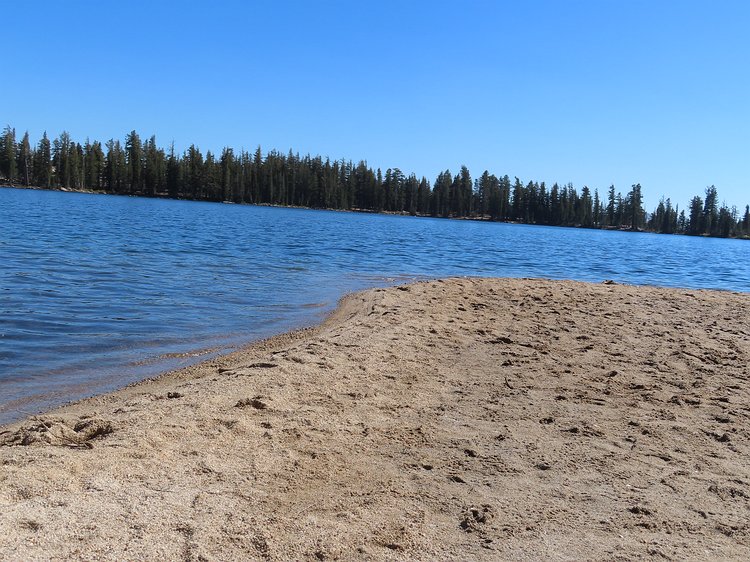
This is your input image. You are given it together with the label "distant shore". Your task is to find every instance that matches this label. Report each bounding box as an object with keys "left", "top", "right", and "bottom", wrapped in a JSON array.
[
  {"left": 4, "top": 183, "right": 747, "bottom": 239},
  {"left": 1, "top": 278, "right": 749, "bottom": 560}
]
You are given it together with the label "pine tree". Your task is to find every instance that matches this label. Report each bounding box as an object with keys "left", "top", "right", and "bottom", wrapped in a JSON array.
[
  {"left": 166, "top": 142, "right": 181, "bottom": 198},
  {"left": 687, "top": 195, "right": 703, "bottom": 235},
  {"left": 143, "top": 136, "right": 162, "bottom": 197},
  {"left": 662, "top": 198, "right": 676, "bottom": 234},
  {"left": 431, "top": 170, "right": 452, "bottom": 217},
  {"left": 68, "top": 142, "right": 82, "bottom": 189},
  {"left": 549, "top": 183, "right": 561, "bottom": 225},
  {"left": 33, "top": 132, "right": 52, "bottom": 187},
  {"left": 250, "top": 146, "right": 262, "bottom": 204},
  {"left": 606, "top": 185, "right": 616, "bottom": 226},
  {"left": 677, "top": 209, "right": 687, "bottom": 233},
  {"left": 185, "top": 144, "right": 204, "bottom": 199},
  {"left": 580, "top": 186, "right": 593, "bottom": 227},
  {"left": 717, "top": 203, "right": 734, "bottom": 238},
  {"left": 702, "top": 185, "right": 718, "bottom": 236},
  {"left": 498, "top": 175, "right": 511, "bottom": 220},
  {"left": 18, "top": 131, "right": 32, "bottom": 186},
  {"left": 104, "top": 139, "right": 126, "bottom": 193},
  {"left": 456, "top": 166, "right": 472, "bottom": 217},
  {"left": 627, "top": 183, "right": 643, "bottom": 230},
  {"left": 52, "top": 131, "right": 73, "bottom": 188},
  {"left": 593, "top": 189, "right": 602, "bottom": 227},
  {"left": 511, "top": 177, "right": 524, "bottom": 221},
  {"left": 204, "top": 150, "right": 219, "bottom": 200},
  {"left": 537, "top": 182, "right": 549, "bottom": 224},
  {"left": 524, "top": 181, "right": 536, "bottom": 223},
  {"left": 84, "top": 140, "right": 105, "bottom": 190},
  {"left": 0, "top": 126, "right": 18, "bottom": 182},
  {"left": 125, "top": 130, "right": 143, "bottom": 194},
  {"left": 220, "top": 147, "right": 235, "bottom": 202}
]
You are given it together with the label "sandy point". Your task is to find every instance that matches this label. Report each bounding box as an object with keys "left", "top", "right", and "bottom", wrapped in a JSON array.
[{"left": 1, "top": 278, "right": 749, "bottom": 560}]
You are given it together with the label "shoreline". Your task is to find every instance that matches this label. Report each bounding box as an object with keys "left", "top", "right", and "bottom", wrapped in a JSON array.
[
  {"left": 0, "top": 292, "right": 347, "bottom": 431},
  {"left": 1, "top": 278, "right": 749, "bottom": 559},
  {"left": 4, "top": 183, "right": 748, "bottom": 240},
  {"left": 2, "top": 275, "right": 743, "bottom": 430}
]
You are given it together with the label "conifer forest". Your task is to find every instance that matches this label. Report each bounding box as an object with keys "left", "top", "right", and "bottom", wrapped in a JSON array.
[{"left": 1, "top": 126, "right": 748, "bottom": 239}]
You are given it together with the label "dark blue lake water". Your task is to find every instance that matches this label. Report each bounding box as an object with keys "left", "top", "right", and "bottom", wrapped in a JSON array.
[{"left": 1, "top": 187, "right": 748, "bottom": 424}]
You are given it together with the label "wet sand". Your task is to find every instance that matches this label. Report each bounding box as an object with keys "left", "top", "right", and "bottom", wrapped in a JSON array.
[{"left": 1, "top": 278, "right": 749, "bottom": 560}]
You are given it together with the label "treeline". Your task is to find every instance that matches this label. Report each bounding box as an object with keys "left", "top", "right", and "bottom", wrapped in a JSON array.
[{"left": 1, "top": 126, "right": 748, "bottom": 238}]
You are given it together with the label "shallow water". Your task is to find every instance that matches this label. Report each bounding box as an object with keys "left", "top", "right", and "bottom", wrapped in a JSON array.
[{"left": 1, "top": 187, "right": 748, "bottom": 423}]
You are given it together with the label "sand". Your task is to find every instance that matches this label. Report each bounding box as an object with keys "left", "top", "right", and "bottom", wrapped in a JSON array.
[{"left": 1, "top": 278, "right": 749, "bottom": 561}]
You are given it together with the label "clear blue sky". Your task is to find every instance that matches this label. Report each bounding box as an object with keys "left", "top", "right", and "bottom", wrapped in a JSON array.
[{"left": 2, "top": 0, "right": 748, "bottom": 211}]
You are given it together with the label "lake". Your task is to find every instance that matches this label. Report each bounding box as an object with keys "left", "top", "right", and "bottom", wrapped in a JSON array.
[{"left": 1, "top": 187, "right": 748, "bottom": 424}]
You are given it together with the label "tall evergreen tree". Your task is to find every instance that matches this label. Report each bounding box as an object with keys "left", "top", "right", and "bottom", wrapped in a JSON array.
[
  {"left": 17, "top": 131, "right": 32, "bottom": 186},
  {"left": 579, "top": 185, "right": 593, "bottom": 227},
  {"left": 33, "top": 132, "right": 52, "bottom": 187},
  {"left": 143, "top": 136, "right": 163, "bottom": 197},
  {"left": 511, "top": 177, "right": 524, "bottom": 220},
  {"left": 166, "top": 142, "right": 181, "bottom": 199},
  {"left": 677, "top": 209, "right": 687, "bottom": 233},
  {"left": 592, "top": 188, "right": 601, "bottom": 227},
  {"left": 606, "top": 185, "right": 616, "bottom": 226},
  {"left": 702, "top": 185, "right": 718, "bottom": 236},
  {"left": 627, "top": 183, "right": 644, "bottom": 230},
  {"left": 84, "top": 140, "right": 105, "bottom": 190},
  {"left": 0, "top": 126, "right": 18, "bottom": 182},
  {"left": 104, "top": 139, "right": 126, "bottom": 193},
  {"left": 687, "top": 195, "right": 704, "bottom": 235},
  {"left": 124, "top": 130, "right": 143, "bottom": 194},
  {"left": 52, "top": 131, "right": 73, "bottom": 188},
  {"left": 220, "top": 147, "right": 235, "bottom": 202}
]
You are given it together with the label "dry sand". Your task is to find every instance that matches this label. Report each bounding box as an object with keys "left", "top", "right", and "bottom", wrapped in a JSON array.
[{"left": 1, "top": 278, "right": 749, "bottom": 561}]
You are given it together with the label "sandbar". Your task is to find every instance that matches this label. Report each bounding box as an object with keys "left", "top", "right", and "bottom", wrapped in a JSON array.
[{"left": 1, "top": 278, "right": 749, "bottom": 560}]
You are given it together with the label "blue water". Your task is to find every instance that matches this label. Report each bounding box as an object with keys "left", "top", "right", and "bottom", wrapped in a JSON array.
[{"left": 1, "top": 187, "right": 748, "bottom": 424}]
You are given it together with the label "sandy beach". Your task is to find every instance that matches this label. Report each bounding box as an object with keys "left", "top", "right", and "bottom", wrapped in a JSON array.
[{"left": 1, "top": 278, "right": 749, "bottom": 560}]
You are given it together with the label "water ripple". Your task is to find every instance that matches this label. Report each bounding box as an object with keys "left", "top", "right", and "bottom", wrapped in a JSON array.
[{"left": 1, "top": 187, "right": 748, "bottom": 423}]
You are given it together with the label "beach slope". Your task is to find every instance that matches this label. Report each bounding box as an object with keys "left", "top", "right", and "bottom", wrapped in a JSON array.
[{"left": 1, "top": 278, "right": 749, "bottom": 560}]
